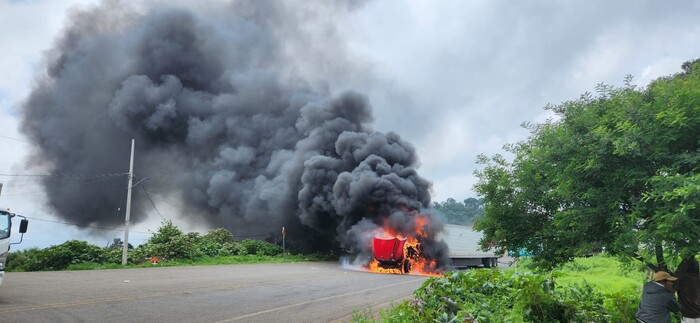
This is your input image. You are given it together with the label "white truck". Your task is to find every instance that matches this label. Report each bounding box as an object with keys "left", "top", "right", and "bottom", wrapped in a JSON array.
[
  {"left": 0, "top": 208, "right": 28, "bottom": 286},
  {"left": 440, "top": 224, "right": 499, "bottom": 268}
]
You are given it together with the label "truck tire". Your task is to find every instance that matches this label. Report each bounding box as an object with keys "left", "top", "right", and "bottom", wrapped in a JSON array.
[
  {"left": 482, "top": 258, "right": 492, "bottom": 268},
  {"left": 402, "top": 260, "right": 411, "bottom": 274}
]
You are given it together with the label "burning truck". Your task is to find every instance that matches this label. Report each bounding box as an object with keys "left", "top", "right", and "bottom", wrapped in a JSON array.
[
  {"left": 366, "top": 214, "right": 499, "bottom": 275},
  {"left": 365, "top": 213, "right": 443, "bottom": 275}
]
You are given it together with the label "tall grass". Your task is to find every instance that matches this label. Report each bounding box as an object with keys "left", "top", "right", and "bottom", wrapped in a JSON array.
[{"left": 553, "top": 255, "right": 646, "bottom": 295}]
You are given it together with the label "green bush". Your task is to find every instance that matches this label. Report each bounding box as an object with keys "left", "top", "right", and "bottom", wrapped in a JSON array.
[
  {"left": 197, "top": 240, "right": 235, "bottom": 257},
  {"left": 236, "top": 239, "right": 282, "bottom": 256},
  {"left": 145, "top": 234, "right": 200, "bottom": 261},
  {"left": 604, "top": 291, "right": 640, "bottom": 323},
  {"left": 132, "top": 220, "right": 202, "bottom": 261},
  {"left": 203, "top": 228, "right": 235, "bottom": 245},
  {"left": 196, "top": 228, "right": 236, "bottom": 257},
  {"left": 380, "top": 269, "right": 618, "bottom": 322},
  {"left": 149, "top": 220, "right": 184, "bottom": 245},
  {"left": 5, "top": 247, "right": 41, "bottom": 271},
  {"left": 102, "top": 246, "right": 126, "bottom": 264},
  {"left": 130, "top": 242, "right": 155, "bottom": 263},
  {"left": 30, "top": 240, "right": 104, "bottom": 271}
]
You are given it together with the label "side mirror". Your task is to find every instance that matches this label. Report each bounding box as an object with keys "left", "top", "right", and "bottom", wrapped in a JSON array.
[{"left": 19, "top": 219, "right": 28, "bottom": 233}]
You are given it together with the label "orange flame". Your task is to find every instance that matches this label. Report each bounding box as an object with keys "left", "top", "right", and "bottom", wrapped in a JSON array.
[{"left": 365, "top": 213, "right": 442, "bottom": 277}]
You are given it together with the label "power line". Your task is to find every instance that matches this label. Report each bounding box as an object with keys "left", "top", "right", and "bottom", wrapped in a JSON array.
[
  {"left": 0, "top": 134, "right": 29, "bottom": 143},
  {"left": 0, "top": 174, "right": 127, "bottom": 197},
  {"left": 0, "top": 173, "right": 128, "bottom": 179},
  {"left": 24, "top": 216, "right": 150, "bottom": 234},
  {"left": 141, "top": 184, "right": 166, "bottom": 220}
]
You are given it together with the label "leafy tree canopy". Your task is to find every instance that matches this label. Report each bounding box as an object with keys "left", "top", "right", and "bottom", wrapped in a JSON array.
[
  {"left": 432, "top": 197, "right": 484, "bottom": 225},
  {"left": 474, "top": 59, "right": 700, "bottom": 271}
]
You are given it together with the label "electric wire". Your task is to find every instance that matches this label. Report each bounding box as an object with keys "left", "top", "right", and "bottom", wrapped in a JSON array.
[
  {"left": 0, "top": 173, "right": 127, "bottom": 197},
  {"left": 140, "top": 184, "right": 165, "bottom": 220},
  {"left": 24, "top": 215, "right": 150, "bottom": 234},
  {"left": 0, "top": 134, "right": 29, "bottom": 143}
]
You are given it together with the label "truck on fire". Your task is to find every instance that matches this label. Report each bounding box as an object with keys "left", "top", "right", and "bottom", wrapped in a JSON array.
[
  {"left": 0, "top": 208, "right": 28, "bottom": 286},
  {"left": 371, "top": 223, "right": 498, "bottom": 274}
]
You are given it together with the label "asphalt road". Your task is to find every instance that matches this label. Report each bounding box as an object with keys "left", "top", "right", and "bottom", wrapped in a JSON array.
[{"left": 0, "top": 262, "right": 428, "bottom": 323}]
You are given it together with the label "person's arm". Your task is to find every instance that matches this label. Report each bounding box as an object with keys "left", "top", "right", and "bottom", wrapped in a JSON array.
[{"left": 667, "top": 294, "right": 680, "bottom": 313}]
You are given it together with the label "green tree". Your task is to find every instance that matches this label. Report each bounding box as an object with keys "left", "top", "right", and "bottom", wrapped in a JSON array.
[
  {"left": 475, "top": 60, "right": 700, "bottom": 270},
  {"left": 432, "top": 198, "right": 483, "bottom": 225},
  {"left": 134, "top": 220, "right": 201, "bottom": 261}
]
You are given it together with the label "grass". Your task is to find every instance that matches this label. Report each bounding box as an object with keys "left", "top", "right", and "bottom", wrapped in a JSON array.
[
  {"left": 553, "top": 255, "right": 646, "bottom": 295},
  {"left": 508, "top": 255, "right": 647, "bottom": 295},
  {"left": 64, "top": 253, "right": 336, "bottom": 271}
]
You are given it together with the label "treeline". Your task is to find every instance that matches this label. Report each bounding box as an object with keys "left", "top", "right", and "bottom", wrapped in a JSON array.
[
  {"left": 432, "top": 197, "right": 483, "bottom": 225},
  {"left": 7, "top": 220, "right": 287, "bottom": 271}
]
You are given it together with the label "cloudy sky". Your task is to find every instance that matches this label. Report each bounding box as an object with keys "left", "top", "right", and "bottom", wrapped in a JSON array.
[{"left": 2, "top": 0, "right": 700, "bottom": 249}]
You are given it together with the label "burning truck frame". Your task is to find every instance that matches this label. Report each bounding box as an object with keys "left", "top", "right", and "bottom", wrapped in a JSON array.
[
  {"left": 349, "top": 209, "right": 499, "bottom": 276},
  {"left": 367, "top": 213, "right": 443, "bottom": 276}
]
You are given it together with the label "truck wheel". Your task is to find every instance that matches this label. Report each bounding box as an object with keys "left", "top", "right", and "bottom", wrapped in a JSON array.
[
  {"left": 482, "top": 258, "right": 492, "bottom": 268},
  {"left": 403, "top": 260, "right": 411, "bottom": 274}
]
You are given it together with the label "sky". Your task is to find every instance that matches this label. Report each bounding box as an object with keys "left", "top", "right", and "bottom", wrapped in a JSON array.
[{"left": 1, "top": 0, "right": 700, "bottom": 249}]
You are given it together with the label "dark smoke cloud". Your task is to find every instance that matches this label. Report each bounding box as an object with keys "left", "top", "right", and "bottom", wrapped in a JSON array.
[{"left": 20, "top": 0, "right": 448, "bottom": 267}]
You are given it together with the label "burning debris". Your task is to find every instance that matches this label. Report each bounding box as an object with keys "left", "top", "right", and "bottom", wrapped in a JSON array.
[{"left": 19, "top": 0, "right": 450, "bottom": 272}]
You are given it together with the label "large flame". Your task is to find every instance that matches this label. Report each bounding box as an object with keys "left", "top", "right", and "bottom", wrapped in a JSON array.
[{"left": 366, "top": 214, "right": 442, "bottom": 277}]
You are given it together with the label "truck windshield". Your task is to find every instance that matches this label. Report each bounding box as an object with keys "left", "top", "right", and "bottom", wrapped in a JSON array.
[{"left": 0, "top": 211, "right": 9, "bottom": 239}]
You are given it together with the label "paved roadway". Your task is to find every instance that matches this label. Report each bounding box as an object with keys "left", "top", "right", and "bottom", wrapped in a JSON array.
[{"left": 0, "top": 262, "right": 428, "bottom": 323}]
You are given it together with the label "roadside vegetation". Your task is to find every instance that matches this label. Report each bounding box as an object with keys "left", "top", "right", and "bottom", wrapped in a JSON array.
[
  {"left": 354, "top": 255, "right": 653, "bottom": 322},
  {"left": 7, "top": 220, "right": 332, "bottom": 272},
  {"left": 474, "top": 59, "right": 700, "bottom": 272}
]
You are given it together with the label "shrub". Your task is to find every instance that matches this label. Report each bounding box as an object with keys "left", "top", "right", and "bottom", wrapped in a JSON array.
[
  {"left": 6, "top": 247, "right": 41, "bottom": 271},
  {"left": 151, "top": 234, "right": 201, "bottom": 261},
  {"left": 386, "top": 269, "right": 615, "bottom": 322},
  {"left": 102, "top": 246, "right": 126, "bottom": 264},
  {"left": 130, "top": 242, "right": 155, "bottom": 263},
  {"left": 197, "top": 240, "right": 235, "bottom": 257},
  {"left": 30, "top": 240, "right": 104, "bottom": 271},
  {"left": 149, "top": 220, "right": 184, "bottom": 245},
  {"left": 196, "top": 228, "right": 236, "bottom": 257},
  {"left": 203, "top": 228, "right": 235, "bottom": 245},
  {"left": 135, "top": 220, "right": 202, "bottom": 261},
  {"left": 236, "top": 239, "right": 282, "bottom": 256},
  {"left": 604, "top": 291, "right": 640, "bottom": 323}
]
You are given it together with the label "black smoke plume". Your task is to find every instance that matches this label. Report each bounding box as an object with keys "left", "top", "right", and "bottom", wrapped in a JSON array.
[{"left": 20, "top": 0, "right": 449, "bottom": 268}]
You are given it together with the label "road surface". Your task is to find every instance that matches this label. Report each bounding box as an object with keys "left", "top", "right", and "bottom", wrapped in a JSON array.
[{"left": 0, "top": 262, "right": 428, "bottom": 322}]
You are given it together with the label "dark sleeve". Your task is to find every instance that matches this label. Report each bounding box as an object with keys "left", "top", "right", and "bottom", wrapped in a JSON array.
[{"left": 668, "top": 293, "right": 680, "bottom": 313}]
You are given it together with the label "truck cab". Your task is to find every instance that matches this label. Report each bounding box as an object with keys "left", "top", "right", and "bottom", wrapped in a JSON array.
[{"left": 0, "top": 209, "right": 28, "bottom": 285}]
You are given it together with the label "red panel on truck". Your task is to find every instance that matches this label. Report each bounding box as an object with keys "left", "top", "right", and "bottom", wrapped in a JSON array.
[{"left": 373, "top": 237, "right": 406, "bottom": 262}]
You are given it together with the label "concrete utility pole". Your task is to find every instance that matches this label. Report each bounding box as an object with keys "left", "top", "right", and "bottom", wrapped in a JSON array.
[{"left": 121, "top": 139, "right": 135, "bottom": 265}]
